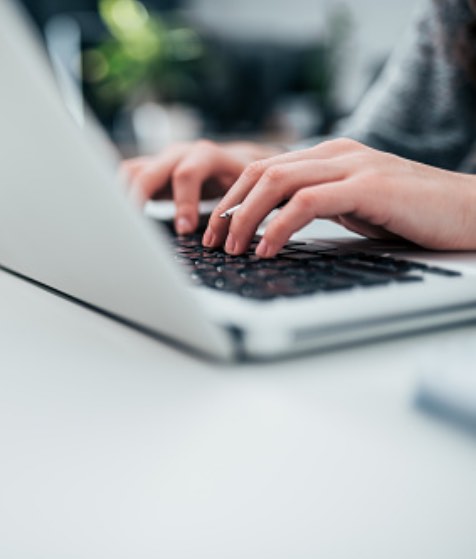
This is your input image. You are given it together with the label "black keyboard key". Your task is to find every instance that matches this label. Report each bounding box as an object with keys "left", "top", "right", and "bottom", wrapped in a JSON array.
[
  {"left": 426, "top": 266, "right": 462, "bottom": 277},
  {"left": 394, "top": 275, "right": 425, "bottom": 283},
  {"left": 281, "top": 252, "right": 326, "bottom": 261}
]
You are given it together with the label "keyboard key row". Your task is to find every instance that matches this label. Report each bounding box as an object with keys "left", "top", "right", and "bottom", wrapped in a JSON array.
[{"left": 171, "top": 233, "right": 461, "bottom": 300}]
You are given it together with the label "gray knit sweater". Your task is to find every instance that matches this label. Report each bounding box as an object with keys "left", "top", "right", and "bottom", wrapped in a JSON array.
[{"left": 330, "top": 0, "right": 476, "bottom": 172}]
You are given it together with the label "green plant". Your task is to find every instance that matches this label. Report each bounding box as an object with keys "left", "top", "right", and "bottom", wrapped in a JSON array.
[{"left": 82, "top": 0, "right": 204, "bottom": 115}]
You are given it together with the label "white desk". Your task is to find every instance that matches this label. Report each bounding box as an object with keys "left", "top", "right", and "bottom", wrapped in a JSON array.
[{"left": 0, "top": 267, "right": 475, "bottom": 559}]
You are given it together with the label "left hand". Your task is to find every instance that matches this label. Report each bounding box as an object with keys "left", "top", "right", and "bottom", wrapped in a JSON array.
[{"left": 202, "top": 138, "right": 476, "bottom": 257}]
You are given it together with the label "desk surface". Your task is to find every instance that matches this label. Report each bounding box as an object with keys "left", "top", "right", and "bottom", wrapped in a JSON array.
[{"left": 0, "top": 266, "right": 475, "bottom": 559}]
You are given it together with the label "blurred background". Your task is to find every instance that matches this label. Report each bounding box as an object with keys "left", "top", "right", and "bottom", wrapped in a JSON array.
[{"left": 20, "top": 0, "right": 415, "bottom": 156}]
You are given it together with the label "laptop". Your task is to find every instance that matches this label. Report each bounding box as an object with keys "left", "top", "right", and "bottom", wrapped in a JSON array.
[{"left": 2, "top": 0, "right": 476, "bottom": 361}]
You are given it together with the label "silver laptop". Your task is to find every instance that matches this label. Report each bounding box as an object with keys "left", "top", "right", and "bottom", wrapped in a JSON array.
[{"left": 2, "top": 0, "right": 476, "bottom": 361}]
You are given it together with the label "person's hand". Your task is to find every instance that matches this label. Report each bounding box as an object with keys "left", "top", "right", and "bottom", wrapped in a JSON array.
[
  {"left": 121, "top": 140, "right": 283, "bottom": 234},
  {"left": 203, "top": 138, "right": 476, "bottom": 257}
]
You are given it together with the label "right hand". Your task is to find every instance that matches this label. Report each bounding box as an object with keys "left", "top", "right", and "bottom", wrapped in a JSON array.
[{"left": 121, "top": 140, "right": 284, "bottom": 234}]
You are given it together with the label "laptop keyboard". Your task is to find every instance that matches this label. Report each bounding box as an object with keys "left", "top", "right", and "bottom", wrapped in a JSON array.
[{"left": 170, "top": 232, "right": 462, "bottom": 301}]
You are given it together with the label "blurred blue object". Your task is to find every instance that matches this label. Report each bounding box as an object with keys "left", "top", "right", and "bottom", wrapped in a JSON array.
[{"left": 416, "top": 338, "right": 476, "bottom": 435}]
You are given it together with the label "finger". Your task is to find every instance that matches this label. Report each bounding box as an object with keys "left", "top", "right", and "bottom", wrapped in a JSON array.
[
  {"left": 222, "top": 159, "right": 347, "bottom": 254},
  {"left": 171, "top": 141, "right": 245, "bottom": 234},
  {"left": 132, "top": 146, "right": 188, "bottom": 202},
  {"left": 256, "top": 181, "right": 356, "bottom": 258},
  {"left": 203, "top": 143, "right": 361, "bottom": 247},
  {"left": 209, "top": 148, "right": 321, "bottom": 217},
  {"left": 206, "top": 147, "right": 320, "bottom": 211}
]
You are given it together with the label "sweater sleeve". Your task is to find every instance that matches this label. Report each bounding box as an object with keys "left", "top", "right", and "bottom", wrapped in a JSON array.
[{"left": 308, "top": 0, "right": 476, "bottom": 172}]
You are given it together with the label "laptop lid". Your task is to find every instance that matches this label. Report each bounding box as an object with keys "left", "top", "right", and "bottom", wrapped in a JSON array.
[{"left": 0, "top": 0, "right": 235, "bottom": 360}]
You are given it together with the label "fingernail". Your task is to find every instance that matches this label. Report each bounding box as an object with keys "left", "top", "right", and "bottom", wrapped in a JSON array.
[
  {"left": 176, "top": 217, "right": 192, "bottom": 235},
  {"left": 256, "top": 238, "right": 271, "bottom": 258},
  {"left": 225, "top": 233, "right": 236, "bottom": 254},
  {"left": 202, "top": 227, "right": 214, "bottom": 247}
]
